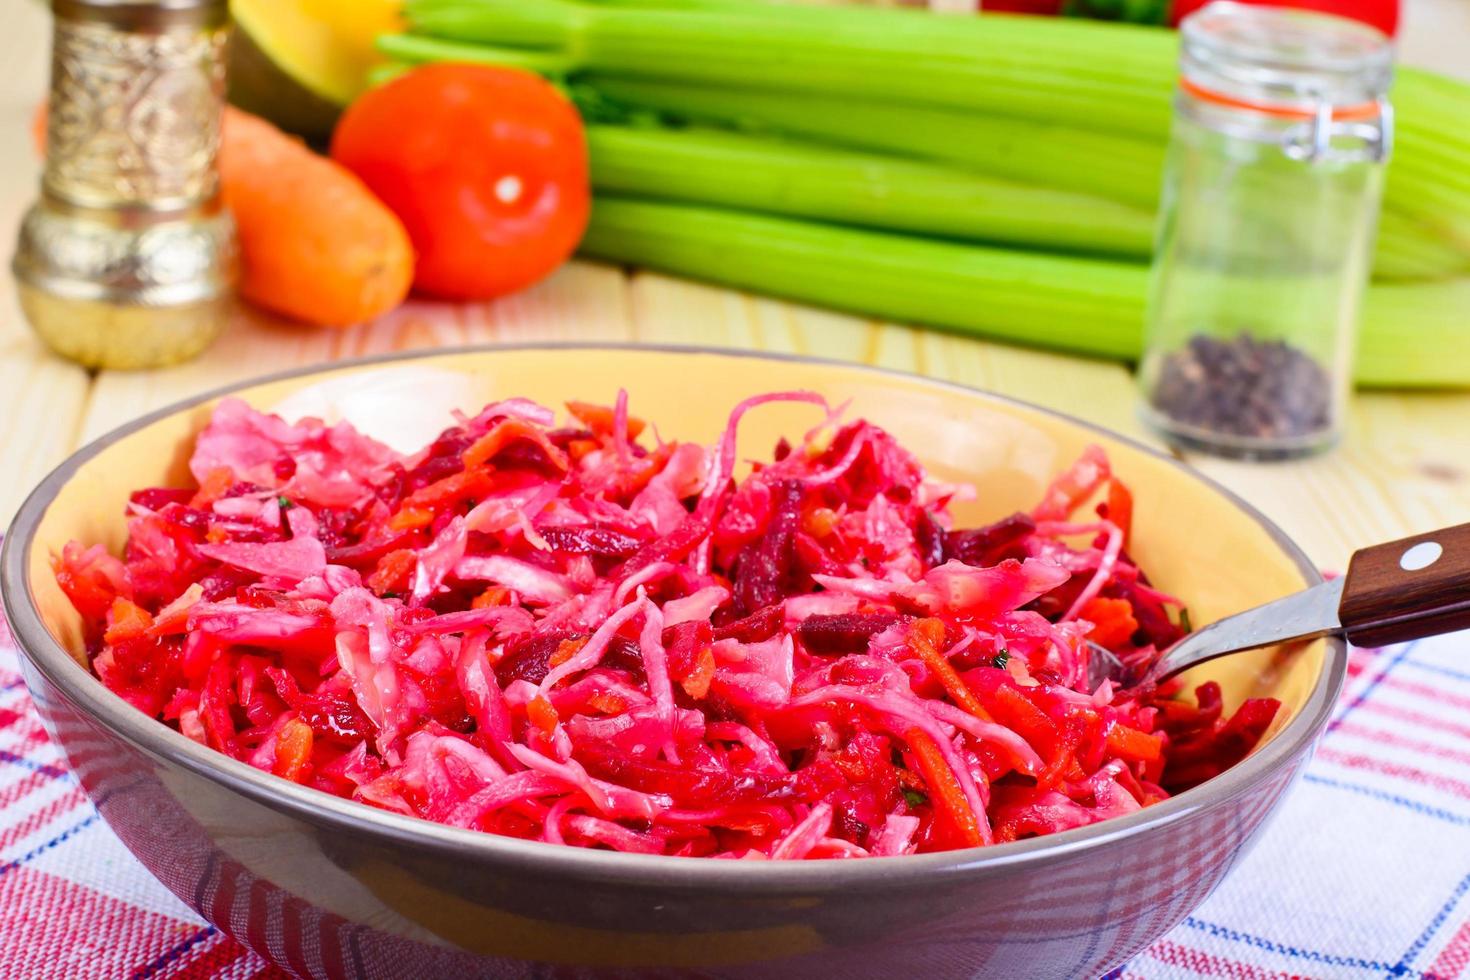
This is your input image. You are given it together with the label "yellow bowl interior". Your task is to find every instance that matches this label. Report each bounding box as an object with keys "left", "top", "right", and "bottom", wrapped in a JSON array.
[{"left": 23, "top": 347, "right": 1324, "bottom": 738}]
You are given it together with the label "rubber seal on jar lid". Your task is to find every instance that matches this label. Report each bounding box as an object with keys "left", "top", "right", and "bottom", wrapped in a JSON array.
[{"left": 1178, "top": 77, "right": 1382, "bottom": 121}]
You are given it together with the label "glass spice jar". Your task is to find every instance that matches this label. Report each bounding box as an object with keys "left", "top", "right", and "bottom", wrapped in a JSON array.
[{"left": 1138, "top": 2, "right": 1392, "bottom": 460}]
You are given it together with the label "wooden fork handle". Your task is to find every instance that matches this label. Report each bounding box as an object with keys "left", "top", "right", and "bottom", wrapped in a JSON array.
[{"left": 1340, "top": 523, "right": 1470, "bottom": 647}]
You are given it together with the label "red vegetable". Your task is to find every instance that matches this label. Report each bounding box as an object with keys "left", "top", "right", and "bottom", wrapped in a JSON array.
[
  {"left": 1170, "top": 0, "right": 1398, "bottom": 36},
  {"left": 330, "top": 63, "right": 591, "bottom": 300}
]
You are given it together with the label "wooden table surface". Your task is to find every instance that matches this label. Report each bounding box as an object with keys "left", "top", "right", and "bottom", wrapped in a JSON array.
[{"left": 3, "top": 1, "right": 1467, "bottom": 573}]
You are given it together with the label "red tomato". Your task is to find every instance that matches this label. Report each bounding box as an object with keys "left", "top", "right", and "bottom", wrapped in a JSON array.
[
  {"left": 1170, "top": 0, "right": 1398, "bottom": 37},
  {"left": 331, "top": 64, "right": 590, "bottom": 301}
]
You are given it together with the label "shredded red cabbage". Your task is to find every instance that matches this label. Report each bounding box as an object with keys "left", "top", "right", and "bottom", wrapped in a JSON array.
[{"left": 58, "top": 393, "right": 1280, "bottom": 858}]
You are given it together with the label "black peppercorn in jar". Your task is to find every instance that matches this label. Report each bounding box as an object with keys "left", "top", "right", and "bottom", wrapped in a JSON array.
[{"left": 1138, "top": 3, "right": 1392, "bottom": 460}]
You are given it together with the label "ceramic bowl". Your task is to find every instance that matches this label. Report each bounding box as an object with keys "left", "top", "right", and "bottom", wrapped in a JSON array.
[{"left": 2, "top": 345, "right": 1344, "bottom": 979}]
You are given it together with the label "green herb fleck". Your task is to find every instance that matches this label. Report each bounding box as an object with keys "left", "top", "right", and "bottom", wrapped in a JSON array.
[
  {"left": 277, "top": 496, "right": 294, "bottom": 510},
  {"left": 991, "top": 649, "right": 1011, "bottom": 669},
  {"left": 903, "top": 788, "right": 929, "bottom": 809},
  {"left": 1178, "top": 608, "right": 1193, "bottom": 633},
  {"left": 380, "top": 591, "right": 400, "bottom": 600}
]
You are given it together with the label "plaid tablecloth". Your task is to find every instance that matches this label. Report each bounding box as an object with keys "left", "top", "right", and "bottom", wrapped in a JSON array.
[{"left": 3, "top": 607, "right": 1468, "bottom": 979}]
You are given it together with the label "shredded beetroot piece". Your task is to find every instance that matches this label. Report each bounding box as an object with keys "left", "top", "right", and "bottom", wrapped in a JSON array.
[
  {"left": 798, "top": 613, "right": 906, "bottom": 654},
  {"left": 60, "top": 393, "right": 1279, "bottom": 859},
  {"left": 945, "top": 513, "right": 1036, "bottom": 567}
]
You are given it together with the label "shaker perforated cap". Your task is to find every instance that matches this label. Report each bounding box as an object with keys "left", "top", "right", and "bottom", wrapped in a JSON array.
[{"left": 1181, "top": 2, "right": 1393, "bottom": 118}]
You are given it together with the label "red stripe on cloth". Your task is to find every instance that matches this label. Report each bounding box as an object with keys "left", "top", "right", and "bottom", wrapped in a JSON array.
[
  {"left": 279, "top": 892, "right": 312, "bottom": 978},
  {"left": 0, "top": 785, "right": 87, "bottom": 853},
  {"left": 0, "top": 702, "right": 49, "bottom": 745},
  {"left": 206, "top": 856, "right": 241, "bottom": 948},
  {"left": 153, "top": 933, "right": 254, "bottom": 980},
  {"left": 242, "top": 877, "right": 274, "bottom": 965},
  {"left": 1360, "top": 701, "right": 1470, "bottom": 741},
  {"left": 1146, "top": 938, "right": 1310, "bottom": 979},
  {"left": 317, "top": 906, "right": 347, "bottom": 980},
  {"left": 0, "top": 767, "right": 58, "bottom": 810},
  {"left": 0, "top": 721, "right": 54, "bottom": 763},
  {"left": 0, "top": 866, "right": 208, "bottom": 980},
  {"left": 1332, "top": 722, "right": 1470, "bottom": 769},
  {"left": 1383, "top": 675, "right": 1470, "bottom": 711},
  {"left": 1426, "top": 914, "right": 1470, "bottom": 980},
  {"left": 1316, "top": 747, "right": 1470, "bottom": 801}
]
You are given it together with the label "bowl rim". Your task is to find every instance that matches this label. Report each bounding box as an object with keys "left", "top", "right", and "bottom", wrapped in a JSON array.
[{"left": 2, "top": 341, "right": 1346, "bottom": 893}]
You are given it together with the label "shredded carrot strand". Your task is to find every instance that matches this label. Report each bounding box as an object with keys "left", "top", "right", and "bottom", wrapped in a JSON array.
[
  {"left": 387, "top": 506, "right": 433, "bottom": 532},
  {"left": 471, "top": 585, "right": 512, "bottom": 609},
  {"left": 273, "top": 718, "right": 314, "bottom": 782},
  {"left": 463, "top": 418, "right": 569, "bottom": 472},
  {"left": 909, "top": 618, "right": 995, "bottom": 723},
  {"left": 367, "top": 549, "right": 417, "bottom": 593},
  {"left": 680, "top": 647, "right": 717, "bottom": 700},
  {"left": 549, "top": 637, "right": 589, "bottom": 669},
  {"left": 527, "top": 696, "right": 560, "bottom": 736},
  {"left": 190, "top": 467, "right": 235, "bottom": 508},
  {"left": 1105, "top": 723, "right": 1164, "bottom": 763},
  {"left": 566, "top": 400, "right": 647, "bottom": 440},
  {"left": 905, "top": 727, "right": 983, "bottom": 849},
  {"left": 103, "top": 597, "right": 154, "bottom": 645}
]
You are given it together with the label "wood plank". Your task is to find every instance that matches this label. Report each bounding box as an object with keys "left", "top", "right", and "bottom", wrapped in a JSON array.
[
  {"left": 0, "top": 338, "right": 91, "bottom": 527},
  {"left": 1186, "top": 393, "right": 1470, "bottom": 571},
  {"left": 909, "top": 332, "right": 1149, "bottom": 440},
  {"left": 629, "top": 271, "right": 881, "bottom": 361},
  {"left": 79, "top": 261, "right": 631, "bottom": 442}
]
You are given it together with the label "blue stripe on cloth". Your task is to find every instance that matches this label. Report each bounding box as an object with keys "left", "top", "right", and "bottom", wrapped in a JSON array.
[
  {"left": 1, "top": 678, "right": 24, "bottom": 694},
  {"left": 0, "top": 813, "right": 99, "bottom": 879},
  {"left": 1390, "top": 872, "right": 1470, "bottom": 977},
  {"left": 1328, "top": 640, "right": 1419, "bottom": 734},
  {"left": 1181, "top": 917, "right": 1398, "bottom": 971},
  {"left": 129, "top": 925, "right": 218, "bottom": 980},
  {"left": 1400, "top": 659, "right": 1470, "bottom": 686},
  {"left": 0, "top": 747, "right": 70, "bottom": 781},
  {"left": 1302, "top": 774, "right": 1470, "bottom": 828}
]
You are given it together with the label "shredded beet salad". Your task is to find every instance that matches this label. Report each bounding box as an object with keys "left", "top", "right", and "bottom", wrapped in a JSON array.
[{"left": 55, "top": 392, "right": 1280, "bottom": 859}]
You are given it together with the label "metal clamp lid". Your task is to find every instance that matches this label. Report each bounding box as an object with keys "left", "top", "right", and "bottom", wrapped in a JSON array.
[
  {"left": 1282, "top": 96, "right": 1393, "bottom": 164},
  {"left": 1179, "top": 2, "right": 1394, "bottom": 166}
]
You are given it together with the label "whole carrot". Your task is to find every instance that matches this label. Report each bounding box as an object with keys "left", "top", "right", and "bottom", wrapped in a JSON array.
[
  {"left": 31, "top": 104, "right": 414, "bottom": 328},
  {"left": 219, "top": 110, "right": 414, "bottom": 327}
]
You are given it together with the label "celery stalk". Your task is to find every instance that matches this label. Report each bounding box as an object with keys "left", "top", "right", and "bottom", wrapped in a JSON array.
[
  {"left": 580, "top": 197, "right": 1470, "bottom": 387},
  {"left": 376, "top": 33, "right": 576, "bottom": 74},
  {"left": 581, "top": 196, "right": 1150, "bottom": 358},
  {"left": 1373, "top": 210, "right": 1470, "bottom": 282},
  {"left": 581, "top": 81, "right": 1465, "bottom": 281},
  {"left": 586, "top": 77, "right": 1166, "bottom": 210},
  {"left": 587, "top": 125, "right": 1157, "bottom": 258},
  {"left": 402, "top": 0, "right": 1178, "bottom": 137},
  {"left": 1359, "top": 279, "right": 1470, "bottom": 388}
]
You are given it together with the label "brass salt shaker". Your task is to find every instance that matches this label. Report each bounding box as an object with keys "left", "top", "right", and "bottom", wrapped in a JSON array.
[{"left": 12, "top": 0, "right": 236, "bottom": 370}]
